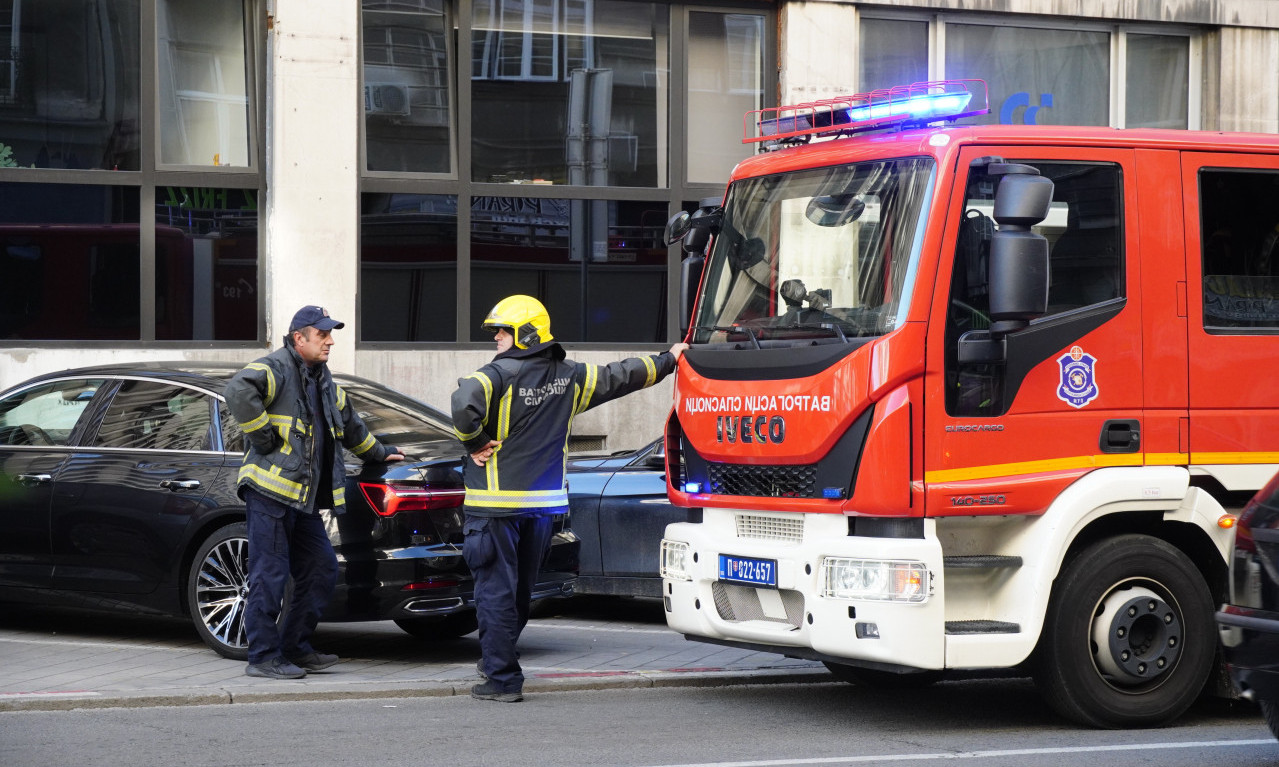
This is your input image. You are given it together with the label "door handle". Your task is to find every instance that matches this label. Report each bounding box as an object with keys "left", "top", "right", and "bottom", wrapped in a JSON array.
[
  {"left": 159, "top": 479, "right": 202, "bottom": 491},
  {"left": 1100, "top": 419, "right": 1140, "bottom": 454},
  {"left": 14, "top": 473, "right": 52, "bottom": 485}
]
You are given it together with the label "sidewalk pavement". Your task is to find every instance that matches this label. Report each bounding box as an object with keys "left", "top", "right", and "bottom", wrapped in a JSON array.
[{"left": 0, "top": 597, "right": 829, "bottom": 712}]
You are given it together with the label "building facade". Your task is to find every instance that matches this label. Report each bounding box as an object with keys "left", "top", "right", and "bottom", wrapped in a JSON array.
[{"left": 1, "top": 0, "right": 1276, "bottom": 449}]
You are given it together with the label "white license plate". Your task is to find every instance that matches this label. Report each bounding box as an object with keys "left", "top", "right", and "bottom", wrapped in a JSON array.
[{"left": 718, "top": 554, "right": 777, "bottom": 588}]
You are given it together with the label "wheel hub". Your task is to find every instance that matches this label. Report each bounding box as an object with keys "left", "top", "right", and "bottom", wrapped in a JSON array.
[{"left": 1091, "top": 585, "right": 1181, "bottom": 683}]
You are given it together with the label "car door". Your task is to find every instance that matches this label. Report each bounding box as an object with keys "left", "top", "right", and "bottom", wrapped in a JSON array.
[
  {"left": 596, "top": 441, "right": 683, "bottom": 586},
  {"left": 924, "top": 148, "right": 1145, "bottom": 516},
  {"left": 0, "top": 377, "right": 104, "bottom": 588},
  {"left": 1183, "top": 154, "right": 1279, "bottom": 492},
  {"left": 49, "top": 378, "right": 228, "bottom": 594}
]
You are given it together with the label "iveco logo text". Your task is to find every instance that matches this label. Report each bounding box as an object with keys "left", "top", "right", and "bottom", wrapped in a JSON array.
[
  {"left": 945, "top": 424, "right": 1005, "bottom": 432},
  {"left": 717, "top": 415, "right": 785, "bottom": 444}
]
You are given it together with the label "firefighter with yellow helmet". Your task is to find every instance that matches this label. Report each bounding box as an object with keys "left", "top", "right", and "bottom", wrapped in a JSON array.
[{"left": 452, "top": 294, "right": 687, "bottom": 701}]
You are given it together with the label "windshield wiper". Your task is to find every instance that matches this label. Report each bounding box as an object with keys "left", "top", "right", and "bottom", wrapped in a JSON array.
[{"left": 689, "top": 325, "right": 763, "bottom": 349}]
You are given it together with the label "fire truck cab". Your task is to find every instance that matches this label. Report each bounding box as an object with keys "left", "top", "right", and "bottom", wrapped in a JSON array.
[{"left": 659, "top": 81, "right": 1279, "bottom": 728}]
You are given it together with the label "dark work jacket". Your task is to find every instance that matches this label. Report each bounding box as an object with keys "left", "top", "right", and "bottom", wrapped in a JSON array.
[
  {"left": 224, "top": 343, "right": 396, "bottom": 514},
  {"left": 451, "top": 342, "right": 677, "bottom": 517}
]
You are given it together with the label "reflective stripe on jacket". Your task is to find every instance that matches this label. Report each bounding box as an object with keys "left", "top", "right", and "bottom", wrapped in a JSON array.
[
  {"left": 224, "top": 344, "right": 394, "bottom": 513},
  {"left": 451, "top": 344, "right": 676, "bottom": 516}
]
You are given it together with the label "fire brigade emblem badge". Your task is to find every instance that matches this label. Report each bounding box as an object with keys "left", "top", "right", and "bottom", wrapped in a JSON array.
[{"left": 1056, "top": 346, "right": 1098, "bottom": 409}]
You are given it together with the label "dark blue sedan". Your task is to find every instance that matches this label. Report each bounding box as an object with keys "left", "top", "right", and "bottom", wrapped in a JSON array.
[{"left": 567, "top": 438, "right": 687, "bottom": 598}]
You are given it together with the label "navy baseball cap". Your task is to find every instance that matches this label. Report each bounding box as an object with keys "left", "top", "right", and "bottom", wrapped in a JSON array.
[{"left": 289, "top": 305, "right": 345, "bottom": 333}]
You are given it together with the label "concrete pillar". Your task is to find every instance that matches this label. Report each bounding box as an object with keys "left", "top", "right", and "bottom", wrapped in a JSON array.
[
  {"left": 264, "top": 0, "right": 362, "bottom": 370},
  {"left": 779, "top": 2, "right": 859, "bottom": 106},
  {"left": 1217, "top": 26, "right": 1279, "bottom": 134}
]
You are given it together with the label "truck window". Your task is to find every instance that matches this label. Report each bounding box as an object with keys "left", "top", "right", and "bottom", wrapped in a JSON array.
[
  {"left": 945, "top": 161, "right": 1123, "bottom": 417},
  {"left": 1200, "top": 168, "right": 1279, "bottom": 332}
]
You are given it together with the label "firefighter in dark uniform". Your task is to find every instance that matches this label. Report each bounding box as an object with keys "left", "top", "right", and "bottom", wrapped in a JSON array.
[
  {"left": 453, "top": 295, "right": 687, "bottom": 702},
  {"left": 225, "top": 305, "right": 404, "bottom": 680}
]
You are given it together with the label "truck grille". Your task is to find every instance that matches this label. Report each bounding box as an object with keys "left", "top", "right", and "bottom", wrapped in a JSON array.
[
  {"left": 735, "top": 513, "right": 803, "bottom": 543},
  {"left": 707, "top": 462, "right": 817, "bottom": 498},
  {"left": 712, "top": 582, "right": 804, "bottom": 629}
]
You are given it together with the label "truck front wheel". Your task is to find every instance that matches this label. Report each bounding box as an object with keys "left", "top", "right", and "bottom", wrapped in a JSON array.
[{"left": 1033, "top": 534, "right": 1215, "bottom": 728}]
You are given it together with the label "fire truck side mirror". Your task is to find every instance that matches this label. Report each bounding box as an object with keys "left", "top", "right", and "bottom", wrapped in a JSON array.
[{"left": 987, "top": 172, "right": 1054, "bottom": 336}]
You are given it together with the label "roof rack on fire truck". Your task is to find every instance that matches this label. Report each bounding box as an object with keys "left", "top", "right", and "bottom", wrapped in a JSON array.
[{"left": 745, "top": 79, "right": 989, "bottom": 150}]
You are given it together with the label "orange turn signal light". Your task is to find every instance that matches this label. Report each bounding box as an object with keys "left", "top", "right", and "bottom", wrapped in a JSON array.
[{"left": 1218, "top": 514, "right": 1237, "bottom": 529}]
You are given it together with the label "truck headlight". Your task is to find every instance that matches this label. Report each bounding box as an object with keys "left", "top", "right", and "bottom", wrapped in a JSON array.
[
  {"left": 660, "top": 540, "right": 693, "bottom": 581},
  {"left": 821, "top": 558, "right": 930, "bottom": 602}
]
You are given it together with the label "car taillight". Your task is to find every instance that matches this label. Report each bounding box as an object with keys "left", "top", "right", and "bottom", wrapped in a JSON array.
[{"left": 358, "top": 482, "right": 465, "bottom": 517}]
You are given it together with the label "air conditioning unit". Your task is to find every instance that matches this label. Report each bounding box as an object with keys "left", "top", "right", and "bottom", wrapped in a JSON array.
[{"left": 364, "top": 83, "right": 411, "bottom": 118}]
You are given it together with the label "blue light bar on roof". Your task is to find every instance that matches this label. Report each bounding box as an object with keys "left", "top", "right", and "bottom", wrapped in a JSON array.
[{"left": 748, "top": 80, "right": 989, "bottom": 147}]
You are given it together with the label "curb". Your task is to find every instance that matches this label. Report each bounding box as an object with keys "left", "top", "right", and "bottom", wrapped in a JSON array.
[{"left": 0, "top": 668, "right": 833, "bottom": 712}]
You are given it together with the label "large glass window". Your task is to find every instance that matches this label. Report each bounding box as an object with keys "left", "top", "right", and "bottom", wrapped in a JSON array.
[
  {"left": 0, "top": 0, "right": 141, "bottom": 170},
  {"left": 946, "top": 24, "right": 1109, "bottom": 127},
  {"left": 360, "top": 193, "right": 458, "bottom": 341},
  {"left": 363, "top": 0, "right": 454, "bottom": 174},
  {"left": 469, "top": 197, "right": 669, "bottom": 341},
  {"left": 858, "top": 18, "right": 927, "bottom": 92},
  {"left": 155, "top": 186, "right": 258, "bottom": 340},
  {"left": 686, "top": 10, "right": 763, "bottom": 184},
  {"left": 470, "top": 0, "right": 669, "bottom": 187},
  {"left": 0, "top": 183, "right": 142, "bottom": 340},
  {"left": 1126, "top": 34, "right": 1189, "bottom": 129},
  {"left": 157, "top": 0, "right": 250, "bottom": 167}
]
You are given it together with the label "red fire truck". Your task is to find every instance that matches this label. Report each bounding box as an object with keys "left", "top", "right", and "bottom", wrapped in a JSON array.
[{"left": 658, "top": 80, "right": 1279, "bottom": 728}]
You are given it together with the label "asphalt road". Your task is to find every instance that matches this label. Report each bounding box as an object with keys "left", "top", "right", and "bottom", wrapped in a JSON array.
[{"left": 1, "top": 681, "right": 1273, "bottom": 767}]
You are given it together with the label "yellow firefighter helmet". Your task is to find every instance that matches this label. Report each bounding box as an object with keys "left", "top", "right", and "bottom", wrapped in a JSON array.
[{"left": 482, "top": 294, "right": 554, "bottom": 349}]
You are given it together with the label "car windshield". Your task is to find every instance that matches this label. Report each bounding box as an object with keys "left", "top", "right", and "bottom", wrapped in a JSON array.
[{"left": 690, "top": 157, "right": 935, "bottom": 346}]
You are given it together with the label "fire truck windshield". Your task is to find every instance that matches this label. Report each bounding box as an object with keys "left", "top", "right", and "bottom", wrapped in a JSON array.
[{"left": 689, "top": 157, "right": 935, "bottom": 346}]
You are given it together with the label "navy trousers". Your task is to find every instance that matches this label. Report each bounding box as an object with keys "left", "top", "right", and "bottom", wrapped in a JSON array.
[
  {"left": 463, "top": 513, "right": 555, "bottom": 693},
  {"left": 244, "top": 489, "right": 339, "bottom": 665}
]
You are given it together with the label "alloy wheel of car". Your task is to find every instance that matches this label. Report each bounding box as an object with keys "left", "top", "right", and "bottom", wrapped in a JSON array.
[{"left": 188, "top": 522, "right": 251, "bottom": 660}]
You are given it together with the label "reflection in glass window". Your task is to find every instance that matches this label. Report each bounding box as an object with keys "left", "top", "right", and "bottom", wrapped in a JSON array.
[
  {"left": 94, "top": 380, "right": 213, "bottom": 452},
  {"left": 1200, "top": 169, "right": 1279, "bottom": 332},
  {"left": 687, "top": 11, "right": 763, "bottom": 184},
  {"left": 359, "top": 193, "right": 458, "bottom": 341},
  {"left": 157, "top": 0, "right": 250, "bottom": 167},
  {"left": 946, "top": 24, "right": 1109, "bottom": 127},
  {"left": 1126, "top": 34, "right": 1189, "bottom": 129},
  {"left": 858, "top": 18, "right": 928, "bottom": 92},
  {"left": 470, "top": 0, "right": 668, "bottom": 187},
  {"left": 469, "top": 197, "right": 668, "bottom": 341},
  {"left": 0, "top": 379, "right": 102, "bottom": 447},
  {"left": 0, "top": 0, "right": 140, "bottom": 170},
  {"left": 155, "top": 187, "right": 259, "bottom": 340},
  {"left": 363, "top": 0, "right": 454, "bottom": 174},
  {"left": 0, "top": 183, "right": 142, "bottom": 340}
]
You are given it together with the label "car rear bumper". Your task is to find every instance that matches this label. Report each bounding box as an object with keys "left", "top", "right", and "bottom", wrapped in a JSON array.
[
  {"left": 327, "top": 533, "right": 580, "bottom": 622},
  {"left": 1218, "top": 605, "right": 1279, "bottom": 701}
]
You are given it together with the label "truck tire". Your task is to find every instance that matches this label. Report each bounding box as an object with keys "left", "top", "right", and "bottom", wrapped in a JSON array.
[
  {"left": 1033, "top": 534, "right": 1215, "bottom": 728},
  {"left": 823, "top": 662, "right": 942, "bottom": 688}
]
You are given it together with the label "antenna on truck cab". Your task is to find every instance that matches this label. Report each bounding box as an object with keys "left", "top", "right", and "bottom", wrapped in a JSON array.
[{"left": 746, "top": 80, "right": 989, "bottom": 150}]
